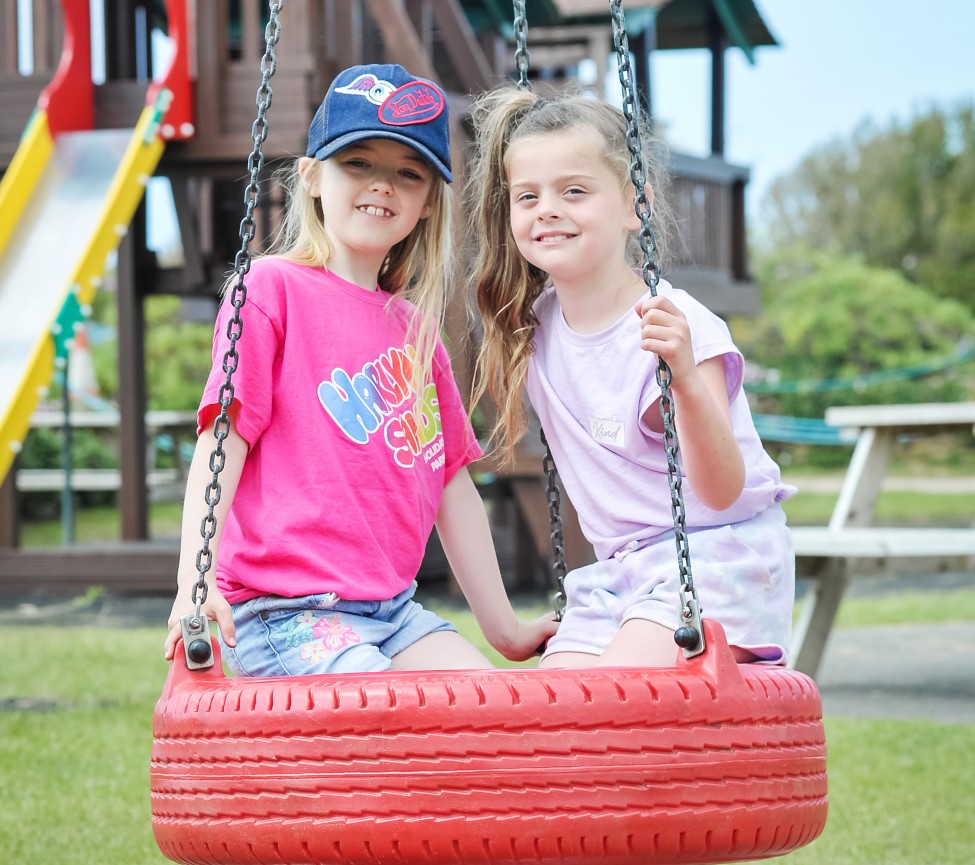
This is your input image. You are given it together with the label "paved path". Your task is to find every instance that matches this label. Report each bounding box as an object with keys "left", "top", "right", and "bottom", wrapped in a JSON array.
[
  {"left": 801, "top": 569, "right": 975, "bottom": 724},
  {"left": 816, "top": 621, "right": 974, "bottom": 724}
]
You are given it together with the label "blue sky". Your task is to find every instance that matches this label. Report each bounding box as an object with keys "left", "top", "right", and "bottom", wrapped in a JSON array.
[{"left": 651, "top": 0, "right": 975, "bottom": 224}]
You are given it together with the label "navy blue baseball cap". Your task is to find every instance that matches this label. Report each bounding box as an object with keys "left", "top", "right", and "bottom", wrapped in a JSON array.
[{"left": 306, "top": 64, "right": 453, "bottom": 182}]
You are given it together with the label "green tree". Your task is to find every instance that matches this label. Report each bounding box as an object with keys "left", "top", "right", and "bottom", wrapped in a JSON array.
[
  {"left": 732, "top": 252, "right": 975, "bottom": 421},
  {"left": 760, "top": 102, "right": 975, "bottom": 312},
  {"left": 90, "top": 293, "right": 215, "bottom": 411},
  {"left": 143, "top": 296, "right": 216, "bottom": 411}
]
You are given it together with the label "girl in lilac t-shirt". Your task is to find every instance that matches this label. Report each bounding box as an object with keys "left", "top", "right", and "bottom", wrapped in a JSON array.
[
  {"left": 163, "top": 65, "right": 556, "bottom": 675},
  {"left": 468, "top": 86, "right": 795, "bottom": 667}
]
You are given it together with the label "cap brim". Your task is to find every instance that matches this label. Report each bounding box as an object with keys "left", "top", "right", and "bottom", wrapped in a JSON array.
[{"left": 312, "top": 130, "right": 453, "bottom": 182}]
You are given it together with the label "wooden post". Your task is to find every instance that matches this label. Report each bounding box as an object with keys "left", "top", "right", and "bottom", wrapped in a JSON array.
[
  {"left": 116, "top": 208, "right": 150, "bottom": 541},
  {"left": 708, "top": 7, "right": 726, "bottom": 157},
  {"left": 0, "top": 459, "right": 20, "bottom": 547}
]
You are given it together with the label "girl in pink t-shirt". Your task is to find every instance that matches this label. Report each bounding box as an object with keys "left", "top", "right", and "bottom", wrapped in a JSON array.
[
  {"left": 467, "top": 87, "right": 796, "bottom": 668},
  {"left": 164, "top": 65, "right": 556, "bottom": 674}
]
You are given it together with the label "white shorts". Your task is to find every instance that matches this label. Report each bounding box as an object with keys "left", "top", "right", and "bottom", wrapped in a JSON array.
[{"left": 542, "top": 506, "right": 795, "bottom": 665}]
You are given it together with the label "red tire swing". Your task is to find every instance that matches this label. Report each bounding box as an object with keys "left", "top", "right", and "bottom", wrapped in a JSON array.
[{"left": 150, "top": 3, "right": 828, "bottom": 863}]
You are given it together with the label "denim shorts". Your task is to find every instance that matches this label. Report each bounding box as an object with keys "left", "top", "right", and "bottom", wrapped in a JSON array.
[
  {"left": 220, "top": 581, "right": 456, "bottom": 676},
  {"left": 542, "top": 507, "right": 795, "bottom": 665}
]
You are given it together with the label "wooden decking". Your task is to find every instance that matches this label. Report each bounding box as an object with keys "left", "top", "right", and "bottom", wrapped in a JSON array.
[
  {"left": 0, "top": 534, "right": 457, "bottom": 598},
  {"left": 0, "top": 541, "right": 180, "bottom": 596},
  {"left": 1, "top": 0, "right": 764, "bottom": 596}
]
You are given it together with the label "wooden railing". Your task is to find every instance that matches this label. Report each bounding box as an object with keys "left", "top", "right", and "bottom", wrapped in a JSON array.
[
  {"left": 667, "top": 153, "right": 757, "bottom": 316},
  {"left": 0, "top": 409, "right": 198, "bottom": 548}
]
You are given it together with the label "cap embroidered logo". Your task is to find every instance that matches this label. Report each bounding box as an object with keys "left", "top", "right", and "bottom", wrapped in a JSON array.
[
  {"left": 334, "top": 74, "right": 396, "bottom": 106},
  {"left": 380, "top": 82, "right": 445, "bottom": 126}
]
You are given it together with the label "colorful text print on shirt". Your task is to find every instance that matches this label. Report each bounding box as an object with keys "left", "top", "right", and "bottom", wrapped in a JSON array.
[{"left": 318, "top": 345, "right": 444, "bottom": 469}]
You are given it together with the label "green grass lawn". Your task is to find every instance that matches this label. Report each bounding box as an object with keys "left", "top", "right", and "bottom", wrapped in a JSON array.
[
  {"left": 1, "top": 591, "right": 973, "bottom": 865},
  {"left": 782, "top": 489, "right": 975, "bottom": 527},
  {"left": 7, "top": 455, "right": 974, "bottom": 864}
]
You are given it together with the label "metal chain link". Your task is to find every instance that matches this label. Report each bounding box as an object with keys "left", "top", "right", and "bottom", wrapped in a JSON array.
[
  {"left": 190, "top": 2, "right": 283, "bottom": 625},
  {"left": 541, "top": 430, "right": 568, "bottom": 619},
  {"left": 512, "top": 0, "right": 531, "bottom": 91},
  {"left": 610, "top": 0, "right": 704, "bottom": 654},
  {"left": 512, "top": 2, "right": 568, "bottom": 618}
]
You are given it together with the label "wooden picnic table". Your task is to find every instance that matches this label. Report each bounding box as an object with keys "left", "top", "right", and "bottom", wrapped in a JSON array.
[{"left": 790, "top": 402, "right": 975, "bottom": 678}]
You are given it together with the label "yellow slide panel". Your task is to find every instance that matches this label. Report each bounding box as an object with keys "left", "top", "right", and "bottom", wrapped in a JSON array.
[
  {"left": 0, "top": 112, "right": 55, "bottom": 264},
  {"left": 0, "top": 101, "right": 168, "bottom": 482},
  {"left": 69, "top": 103, "right": 166, "bottom": 310}
]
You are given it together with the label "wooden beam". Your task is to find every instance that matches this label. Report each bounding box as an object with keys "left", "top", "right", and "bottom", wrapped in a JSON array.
[
  {"left": 0, "top": 543, "right": 179, "bottom": 595},
  {"left": 363, "top": 0, "right": 435, "bottom": 80},
  {"left": 708, "top": 6, "right": 726, "bottom": 157},
  {"left": 2, "top": 0, "right": 17, "bottom": 73},
  {"left": 115, "top": 214, "right": 150, "bottom": 541},
  {"left": 330, "top": 0, "right": 364, "bottom": 70},
  {"left": 431, "top": 0, "right": 495, "bottom": 92},
  {"left": 193, "top": 0, "right": 222, "bottom": 147},
  {"left": 168, "top": 174, "right": 206, "bottom": 287},
  {"left": 0, "top": 460, "right": 19, "bottom": 547}
]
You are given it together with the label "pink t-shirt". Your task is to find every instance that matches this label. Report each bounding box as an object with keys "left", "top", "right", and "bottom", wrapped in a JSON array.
[
  {"left": 526, "top": 279, "right": 795, "bottom": 561},
  {"left": 198, "top": 258, "right": 481, "bottom": 603}
]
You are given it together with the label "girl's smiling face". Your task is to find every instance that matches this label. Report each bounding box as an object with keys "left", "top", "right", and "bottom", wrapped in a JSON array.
[
  {"left": 300, "top": 138, "right": 435, "bottom": 287},
  {"left": 506, "top": 126, "right": 638, "bottom": 286}
]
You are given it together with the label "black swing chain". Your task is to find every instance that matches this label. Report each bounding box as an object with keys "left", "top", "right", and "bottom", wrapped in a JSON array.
[
  {"left": 609, "top": 0, "right": 704, "bottom": 654},
  {"left": 541, "top": 429, "right": 568, "bottom": 618},
  {"left": 512, "top": 0, "right": 531, "bottom": 91},
  {"left": 512, "top": 3, "right": 569, "bottom": 619},
  {"left": 513, "top": 1, "right": 704, "bottom": 652},
  {"left": 183, "top": 2, "right": 282, "bottom": 661}
]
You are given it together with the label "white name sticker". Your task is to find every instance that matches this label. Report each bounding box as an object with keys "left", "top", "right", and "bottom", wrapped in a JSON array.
[{"left": 588, "top": 417, "right": 624, "bottom": 447}]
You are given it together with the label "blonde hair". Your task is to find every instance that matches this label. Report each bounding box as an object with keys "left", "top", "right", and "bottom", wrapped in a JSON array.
[
  {"left": 467, "top": 86, "right": 672, "bottom": 466},
  {"left": 228, "top": 156, "right": 454, "bottom": 406}
]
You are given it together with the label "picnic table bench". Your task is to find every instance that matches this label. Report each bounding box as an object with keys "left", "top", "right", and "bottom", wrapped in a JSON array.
[
  {"left": 13, "top": 409, "right": 197, "bottom": 495},
  {"left": 789, "top": 402, "right": 975, "bottom": 678}
]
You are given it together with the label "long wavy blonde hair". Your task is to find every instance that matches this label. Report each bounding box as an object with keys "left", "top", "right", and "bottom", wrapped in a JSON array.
[
  {"left": 226, "top": 155, "right": 453, "bottom": 404},
  {"left": 467, "top": 86, "right": 672, "bottom": 466}
]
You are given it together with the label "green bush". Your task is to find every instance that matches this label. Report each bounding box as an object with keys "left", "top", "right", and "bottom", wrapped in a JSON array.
[
  {"left": 18, "top": 427, "right": 118, "bottom": 517},
  {"left": 144, "top": 296, "right": 215, "bottom": 411},
  {"left": 735, "top": 251, "right": 975, "bottom": 422}
]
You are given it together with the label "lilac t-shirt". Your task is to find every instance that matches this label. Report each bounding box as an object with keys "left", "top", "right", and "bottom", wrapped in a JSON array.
[
  {"left": 526, "top": 279, "right": 795, "bottom": 561},
  {"left": 198, "top": 258, "right": 481, "bottom": 603}
]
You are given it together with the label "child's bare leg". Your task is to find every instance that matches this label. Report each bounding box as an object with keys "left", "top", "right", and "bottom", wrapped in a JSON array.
[
  {"left": 391, "top": 630, "right": 492, "bottom": 670},
  {"left": 538, "top": 650, "right": 601, "bottom": 669},
  {"left": 596, "top": 618, "right": 681, "bottom": 667}
]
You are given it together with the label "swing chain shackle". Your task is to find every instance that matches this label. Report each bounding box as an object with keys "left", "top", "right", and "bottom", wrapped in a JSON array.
[
  {"left": 609, "top": 0, "right": 704, "bottom": 656},
  {"left": 512, "top": 0, "right": 532, "bottom": 91},
  {"left": 181, "top": 1, "right": 284, "bottom": 669}
]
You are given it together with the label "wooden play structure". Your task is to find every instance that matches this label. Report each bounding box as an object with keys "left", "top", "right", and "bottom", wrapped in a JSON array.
[{"left": 0, "top": 0, "right": 777, "bottom": 593}]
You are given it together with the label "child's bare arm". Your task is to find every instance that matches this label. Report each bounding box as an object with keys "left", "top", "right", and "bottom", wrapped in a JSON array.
[
  {"left": 436, "top": 467, "right": 558, "bottom": 660},
  {"left": 636, "top": 296, "right": 745, "bottom": 510},
  {"left": 164, "top": 424, "right": 248, "bottom": 660}
]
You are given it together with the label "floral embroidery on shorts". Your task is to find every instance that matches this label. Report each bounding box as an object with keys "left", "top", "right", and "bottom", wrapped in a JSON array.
[
  {"left": 276, "top": 609, "right": 363, "bottom": 665},
  {"left": 279, "top": 610, "right": 318, "bottom": 649},
  {"left": 313, "top": 614, "right": 362, "bottom": 651},
  {"left": 294, "top": 614, "right": 363, "bottom": 662}
]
